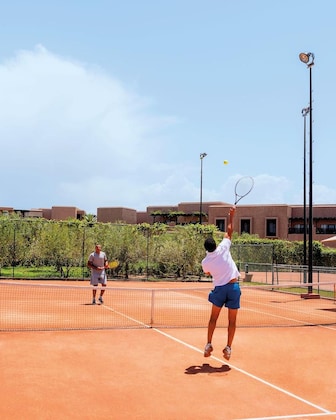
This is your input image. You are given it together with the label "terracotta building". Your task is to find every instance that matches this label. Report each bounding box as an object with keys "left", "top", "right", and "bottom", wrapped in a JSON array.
[
  {"left": 0, "top": 206, "right": 85, "bottom": 221},
  {"left": 2, "top": 202, "right": 336, "bottom": 242},
  {"left": 97, "top": 207, "right": 137, "bottom": 224},
  {"left": 96, "top": 202, "right": 336, "bottom": 242}
]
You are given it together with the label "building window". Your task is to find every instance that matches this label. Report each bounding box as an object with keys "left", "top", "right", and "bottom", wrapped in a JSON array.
[
  {"left": 294, "top": 224, "right": 304, "bottom": 234},
  {"left": 317, "top": 224, "right": 336, "bottom": 234},
  {"left": 266, "top": 218, "right": 277, "bottom": 237},
  {"left": 240, "top": 219, "right": 251, "bottom": 234},
  {"left": 216, "top": 219, "right": 225, "bottom": 232}
]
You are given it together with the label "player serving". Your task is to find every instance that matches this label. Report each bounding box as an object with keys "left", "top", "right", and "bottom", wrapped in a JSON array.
[
  {"left": 201, "top": 206, "right": 241, "bottom": 361},
  {"left": 87, "top": 244, "right": 109, "bottom": 305}
]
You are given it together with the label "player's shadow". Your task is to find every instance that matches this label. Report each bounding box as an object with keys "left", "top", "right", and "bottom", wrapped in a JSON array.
[{"left": 185, "top": 363, "right": 231, "bottom": 375}]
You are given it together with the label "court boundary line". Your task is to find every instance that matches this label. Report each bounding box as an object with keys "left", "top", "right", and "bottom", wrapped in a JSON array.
[
  {"left": 243, "top": 307, "right": 328, "bottom": 327},
  {"left": 101, "top": 298, "right": 336, "bottom": 331},
  {"left": 2, "top": 282, "right": 335, "bottom": 332},
  {"left": 243, "top": 298, "right": 336, "bottom": 324},
  {"left": 151, "top": 328, "right": 332, "bottom": 417},
  {"left": 102, "top": 305, "right": 151, "bottom": 327},
  {"left": 102, "top": 289, "right": 335, "bottom": 330},
  {"left": 237, "top": 413, "right": 336, "bottom": 419},
  {"left": 172, "top": 289, "right": 336, "bottom": 327},
  {"left": 3, "top": 288, "right": 334, "bottom": 418}
]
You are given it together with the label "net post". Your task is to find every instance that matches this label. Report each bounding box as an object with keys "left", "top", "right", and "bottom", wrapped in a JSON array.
[{"left": 150, "top": 289, "right": 155, "bottom": 327}]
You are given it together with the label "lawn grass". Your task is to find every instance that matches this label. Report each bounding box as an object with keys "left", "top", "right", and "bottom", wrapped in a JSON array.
[
  {"left": 0, "top": 266, "right": 87, "bottom": 279},
  {"left": 243, "top": 281, "right": 335, "bottom": 300}
]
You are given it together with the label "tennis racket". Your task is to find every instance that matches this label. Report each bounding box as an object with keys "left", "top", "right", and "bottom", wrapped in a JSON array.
[
  {"left": 108, "top": 260, "right": 119, "bottom": 269},
  {"left": 234, "top": 176, "right": 254, "bottom": 205}
]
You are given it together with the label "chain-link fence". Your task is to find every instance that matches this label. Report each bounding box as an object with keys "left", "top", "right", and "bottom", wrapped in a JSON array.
[{"left": 0, "top": 219, "right": 275, "bottom": 281}]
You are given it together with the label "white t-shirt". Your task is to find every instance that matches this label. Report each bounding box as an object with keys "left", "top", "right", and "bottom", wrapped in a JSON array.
[{"left": 201, "top": 238, "right": 240, "bottom": 286}]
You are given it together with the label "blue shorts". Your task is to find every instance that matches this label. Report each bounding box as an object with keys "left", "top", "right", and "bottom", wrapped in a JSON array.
[{"left": 208, "top": 283, "right": 241, "bottom": 309}]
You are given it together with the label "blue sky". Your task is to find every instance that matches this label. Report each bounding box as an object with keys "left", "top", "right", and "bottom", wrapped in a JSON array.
[{"left": 1, "top": 1, "right": 335, "bottom": 214}]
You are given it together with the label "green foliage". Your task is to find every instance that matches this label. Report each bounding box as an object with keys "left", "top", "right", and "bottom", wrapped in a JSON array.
[{"left": 1, "top": 217, "right": 336, "bottom": 280}]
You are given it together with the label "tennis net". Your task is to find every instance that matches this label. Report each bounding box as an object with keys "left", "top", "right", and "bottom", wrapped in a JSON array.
[{"left": 0, "top": 281, "right": 335, "bottom": 331}]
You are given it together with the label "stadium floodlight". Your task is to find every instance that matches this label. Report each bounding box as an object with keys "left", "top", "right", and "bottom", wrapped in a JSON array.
[
  {"left": 299, "top": 52, "right": 315, "bottom": 293},
  {"left": 199, "top": 153, "right": 207, "bottom": 224},
  {"left": 299, "top": 52, "right": 314, "bottom": 66}
]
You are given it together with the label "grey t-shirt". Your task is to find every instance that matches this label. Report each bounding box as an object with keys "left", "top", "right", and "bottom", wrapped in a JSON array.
[{"left": 89, "top": 251, "right": 107, "bottom": 285}]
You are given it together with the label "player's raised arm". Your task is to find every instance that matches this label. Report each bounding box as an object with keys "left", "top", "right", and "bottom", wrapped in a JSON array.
[{"left": 227, "top": 206, "right": 236, "bottom": 240}]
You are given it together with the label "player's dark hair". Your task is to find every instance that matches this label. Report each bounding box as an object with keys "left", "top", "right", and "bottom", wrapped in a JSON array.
[{"left": 204, "top": 237, "right": 217, "bottom": 252}]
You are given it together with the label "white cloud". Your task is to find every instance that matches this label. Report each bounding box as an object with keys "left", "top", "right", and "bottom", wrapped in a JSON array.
[
  {"left": 246, "top": 174, "right": 292, "bottom": 204},
  {"left": 0, "top": 46, "right": 178, "bottom": 212},
  {"left": 203, "top": 174, "right": 293, "bottom": 205},
  {"left": 1, "top": 45, "right": 336, "bottom": 215},
  {"left": 313, "top": 184, "right": 336, "bottom": 205}
]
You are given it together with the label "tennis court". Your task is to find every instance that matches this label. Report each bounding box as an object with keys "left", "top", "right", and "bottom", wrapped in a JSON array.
[{"left": 1, "top": 279, "right": 335, "bottom": 419}]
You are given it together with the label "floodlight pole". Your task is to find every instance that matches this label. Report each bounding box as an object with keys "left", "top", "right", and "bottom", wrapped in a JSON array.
[
  {"left": 199, "top": 153, "right": 207, "bottom": 224},
  {"left": 299, "top": 52, "right": 314, "bottom": 293},
  {"left": 302, "top": 106, "right": 310, "bottom": 283}
]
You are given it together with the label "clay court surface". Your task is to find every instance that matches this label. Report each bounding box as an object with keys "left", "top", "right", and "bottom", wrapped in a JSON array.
[{"left": 1, "top": 279, "right": 335, "bottom": 419}]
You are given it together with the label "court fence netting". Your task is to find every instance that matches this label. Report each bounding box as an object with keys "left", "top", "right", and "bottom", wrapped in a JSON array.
[{"left": 1, "top": 280, "right": 335, "bottom": 332}]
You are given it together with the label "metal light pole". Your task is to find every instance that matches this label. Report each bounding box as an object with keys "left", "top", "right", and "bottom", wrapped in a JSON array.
[
  {"left": 299, "top": 52, "right": 314, "bottom": 292},
  {"left": 302, "top": 106, "right": 310, "bottom": 283},
  {"left": 199, "top": 152, "right": 207, "bottom": 224}
]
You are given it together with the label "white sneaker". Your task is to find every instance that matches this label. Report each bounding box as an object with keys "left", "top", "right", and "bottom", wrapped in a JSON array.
[
  {"left": 204, "top": 343, "right": 213, "bottom": 357},
  {"left": 223, "top": 346, "right": 231, "bottom": 360}
]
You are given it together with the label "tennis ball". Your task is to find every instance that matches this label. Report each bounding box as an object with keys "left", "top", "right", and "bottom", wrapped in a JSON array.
[{"left": 223, "top": 160, "right": 229, "bottom": 165}]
